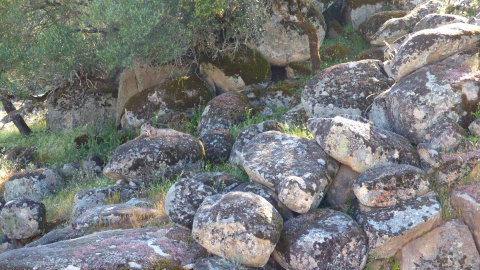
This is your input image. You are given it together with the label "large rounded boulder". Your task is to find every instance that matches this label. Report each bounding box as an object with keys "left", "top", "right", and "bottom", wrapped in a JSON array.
[
  {"left": 103, "top": 129, "right": 205, "bottom": 186},
  {"left": 4, "top": 168, "right": 63, "bottom": 202},
  {"left": 273, "top": 209, "right": 367, "bottom": 270},
  {"left": 192, "top": 192, "right": 283, "bottom": 267},
  {"left": 0, "top": 199, "right": 46, "bottom": 240}
]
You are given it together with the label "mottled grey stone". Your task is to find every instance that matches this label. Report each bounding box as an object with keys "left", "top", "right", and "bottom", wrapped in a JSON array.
[
  {"left": 413, "top": 13, "right": 468, "bottom": 32},
  {"left": 199, "top": 129, "right": 234, "bottom": 164},
  {"left": 436, "top": 150, "right": 480, "bottom": 186},
  {"left": 4, "top": 169, "right": 63, "bottom": 202},
  {"left": 0, "top": 199, "right": 46, "bottom": 240}
]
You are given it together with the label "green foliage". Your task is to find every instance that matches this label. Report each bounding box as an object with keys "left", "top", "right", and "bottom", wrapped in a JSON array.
[{"left": 471, "top": 103, "right": 480, "bottom": 119}]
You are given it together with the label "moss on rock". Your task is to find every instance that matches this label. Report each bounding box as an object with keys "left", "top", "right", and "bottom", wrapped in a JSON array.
[
  {"left": 288, "top": 61, "right": 313, "bottom": 76},
  {"left": 321, "top": 43, "right": 350, "bottom": 62},
  {"left": 355, "top": 48, "right": 385, "bottom": 61}
]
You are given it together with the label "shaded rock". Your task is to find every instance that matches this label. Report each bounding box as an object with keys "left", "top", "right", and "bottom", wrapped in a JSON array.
[
  {"left": 164, "top": 172, "right": 242, "bottom": 229},
  {"left": 416, "top": 143, "right": 442, "bottom": 172},
  {"left": 436, "top": 150, "right": 480, "bottom": 186},
  {"left": 469, "top": 118, "right": 480, "bottom": 136},
  {"left": 302, "top": 60, "right": 394, "bottom": 119},
  {"left": 197, "top": 92, "right": 253, "bottom": 136},
  {"left": 229, "top": 120, "right": 283, "bottom": 168},
  {"left": 233, "top": 182, "right": 294, "bottom": 221},
  {"left": 371, "top": 0, "right": 443, "bottom": 46},
  {"left": 279, "top": 104, "right": 309, "bottom": 128},
  {"left": 0, "top": 236, "right": 21, "bottom": 254},
  {"left": 2, "top": 146, "right": 36, "bottom": 170},
  {"left": 103, "top": 129, "right": 205, "bottom": 186},
  {"left": 348, "top": 0, "right": 394, "bottom": 29},
  {"left": 326, "top": 20, "right": 344, "bottom": 39},
  {"left": 310, "top": 0, "right": 337, "bottom": 12},
  {"left": 451, "top": 184, "right": 480, "bottom": 251},
  {"left": 192, "top": 256, "right": 284, "bottom": 270},
  {"left": 354, "top": 47, "right": 385, "bottom": 61},
  {"left": 385, "top": 23, "right": 480, "bottom": 81},
  {"left": 25, "top": 226, "right": 85, "bottom": 248},
  {"left": 243, "top": 131, "right": 339, "bottom": 213},
  {"left": 121, "top": 76, "right": 212, "bottom": 129},
  {"left": 61, "top": 162, "right": 81, "bottom": 178},
  {"left": 0, "top": 199, "right": 46, "bottom": 240},
  {"left": 199, "top": 129, "right": 234, "bottom": 164},
  {"left": 354, "top": 193, "right": 442, "bottom": 259},
  {"left": 357, "top": 10, "right": 408, "bottom": 41},
  {"left": 192, "top": 192, "right": 283, "bottom": 267},
  {"left": 0, "top": 225, "right": 207, "bottom": 269},
  {"left": 273, "top": 209, "right": 367, "bottom": 270},
  {"left": 285, "top": 61, "right": 313, "bottom": 79},
  {"left": 400, "top": 219, "right": 480, "bottom": 269},
  {"left": 71, "top": 185, "right": 144, "bottom": 220},
  {"left": 308, "top": 116, "right": 419, "bottom": 173},
  {"left": 200, "top": 47, "right": 271, "bottom": 94},
  {"left": 353, "top": 163, "right": 429, "bottom": 207},
  {"left": 4, "top": 169, "right": 63, "bottom": 202},
  {"left": 412, "top": 13, "right": 469, "bottom": 32},
  {"left": 82, "top": 155, "right": 105, "bottom": 177},
  {"left": 247, "top": 0, "right": 326, "bottom": 66},
  {"left": 326, "top": 164, "right": 360, "bottom": 208},
  {"left": 260, "top": 85, "right": 300, "bottom": 109},
  {"left": 372, "top": 48, "right": 480, "bottom": 143},
  {"left": 421, "top": 116, "right": 467, "bottom": 152},
  {"left": 320, "top": 43, "right": 350, "bottom": 62}
]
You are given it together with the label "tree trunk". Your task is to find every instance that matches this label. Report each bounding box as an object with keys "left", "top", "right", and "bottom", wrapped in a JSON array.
[{"left": 1, "top": 97, "right": 32, "bottom": 136}]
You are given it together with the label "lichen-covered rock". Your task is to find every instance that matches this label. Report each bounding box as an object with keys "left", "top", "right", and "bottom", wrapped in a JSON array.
[
  {"left": 357, "top": 10, "right": 408, "bottom": 41},
  {"left": 353, "top": 163, "right": 429, "bottom": 207},
  {"left": 279, "top": 104, "right": 309, "bottom": 128},
  {"left": 199, "top": 129, "right": 234, "bottom": 164},
  {"left": 469, "top": 118, "right": 480, "bottom": 136},
  {"left": 164, "top": 172, "right": 241, "bottom": 229},
  {"left": 354, "top": 193, "right": 442, "bottom": 259},
  {"left": 326, "top": 164, "right": 359, "bottom": 208},
  {"left": 197, "top": 92, "right": 253, "bottom": 136},
  {"left": 273, "top": 209, "right": 367, "bottom": 270},
  {"left": 121, "top": 76, "right": 212, "bottom": 129},
  {"left": 200, "top": 48, "right": 271, "bottom": 94},
  {"left": 412, "top": 13, "right": 469, "bottom": 32},
  {"left": 192, "top": 256, "right": 284, "bottom": 270},
  {"left": 4, "top": 169, "right": 63, "bottom": 202},
  {"left": 451, "top": 184, "right": 480, "bottom": 251},
  {"left": 370, "top": 0, "right": 443, "bottom": 46},
  {"left": 71, "top": 185, "right": 144, "bottom": 220},
  {"left": 0, "top": 199, "right": 46, "bottom": 240},
  {"left": 436, "top": 150, "right": 480, "bottom": 186},
  {"left": 320, "top": 43, "right": 350, "bottom": 62},
  {"left": 421, "top": 116, "right": 467, "bottom": 152},
  {"left": 302, "top": 60, "right": 394, "bottom": 119},
  {"left": 25, "top": 226, "right": 85, "bottom": 248},
  {"left": 192, "top": 192, "right": 283, "bottom": 267},
  {"left": 348, "top": 0, "right": 404, "bottom": 29},
  {"left": 308, "top": 116, "right": 420, "bottom": 173},
  {"left": 444, "top": 0, "right": 480, "bottom": 16},
  {"left": 400, "top": 219, "right": 480, "bottom": 269},
  {"left": 229, "top": 120, "right": 283, "bottom": 168},
  {"left": 233, "top": 182, "right": 294, "bottom": 221},
  {"left": 0, "top": 225, "right": 207, "bottom": 269},
  {"left": 103, "top": 129, "right": 205, "bottom": 186},
  {"left": 372, "top": 48, "right": 480, "bottom": 143},
  {"left": 247, "top": 0, "right": 326, "bottom": 66},
  {"left": 72, "top": 204, "right": 162, "bottom": 234},
  {"left": 384, "top": 23, "right": 480, "bottom": 81},
  {"left": 242, "top": 131, "right": 339, "bottom": 213},
  {"left": 259, "top": 85, "right": 300, "bottom": 109}
]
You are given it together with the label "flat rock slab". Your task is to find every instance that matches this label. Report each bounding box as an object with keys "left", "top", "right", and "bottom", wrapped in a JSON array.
[
  {"left": 4, "top": 168, "right": 63, "bottom": 202},
  {"left": 307, "top": 116, "right": 419, "bottom": 173},
  {"left": 103, "top": 129, "right": 205, "bottom": 186},
  {"left": 0, "top": 226, "right": 207, "bottom": 269},
  {"left": 192, "top": 192, "right": 283, "bottom": 267},
  {"left": 273, "top": 209, "right": 367, "bottom": 270},
  {"left": 302, "top": 60, "right": 394, "bottom": 119},
  {"left": 164, "top": 172, "right": 242, "bottom": 229},
  {"left": 353, "top": 163, "right": 429, "bottom": 207},
  {"left": 400, "top": 219, "right": 480, "bottom": 269},
  {"left": 0, "top": 199, "right": 46, "bottom": 240},
  {"left": 451, "top": 184, "right": 480, "bottom": 251},
  {"left": 354, "top": 193, "right": 442, "bottom": 259},
  {"left": 242, "top": 131, "right": 339, "bottom": 213}
]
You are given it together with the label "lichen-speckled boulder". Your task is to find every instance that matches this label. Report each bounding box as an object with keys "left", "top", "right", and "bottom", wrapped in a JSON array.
[
  {"left": 164, "top": 172, "right": 241, "bottom": 229},
  {"left": 233, "top": 182, "right": 294, "bottom": 221},
  {"left": 280, "top": 104, "right": 309, "bottom": 127},
  {"left": 103, "top": 129, "right": 205, "bottom": 186},
  {"left": 229, "top": 120, "right": 283, "bottom": 168},
  {"left": 260, "top": 85, "right": 300, "bottom": 109},
  {"left": 0, "top": 199, "right": 46, "bottom": 240},
  {"left": 308, "top": 116, "right": 419, "bottom": 173},
  {"left": 199, "top": 48, "right": 271, "bottom": 94},
  {"left": 354, "top": 193, "right": 442, "bottom": 258},
  {"left": 357, "top": 11, "right": 408, "bottom": 41},
  {"left": 412, "top": 13, "right": 469, "bottom": 32},
  {"left": 451, "top": 184, "right": 480, "bottom": 250},
  {"left": 400, "top": 219, "right": 480, "bottom": 269},
  {"left": 302, "top": 60, "right": 394, "bottom": 118},
  {"left": 0, "top": 226, "right": 207, "bottom": 269},
  {"left": 71, "top": 185, "right": 144, "bottom": 220},
  {"left": 370, "top": 0, "right": 442, "bottom": 46},
  {"left": 247, "top": 0, "right": 326, "bottom": 66},
  {"left": 353, "top": 163, "right": 429, "bottom": 207},
  {"left": 242, "top": 131, "right": 339, "bottom": 213},
  {"left": 192, "top": 192, "right": 283, "bottom": 267},
  {"left": 326, "top": 164, "right": 359, "bottom": 208},
  {"left": 121, "top": 76, "right": 212, "bottom": 129},
  {"left": 421, "top": 116, "right": 466, "bottom": 152},
  {"left": 436, "top": 150, "right": 480, "bottom": 186},
  {"left": 384, "top": 23, "right": 480, "bottom": 81},
  {"left": 199, "top": 129, "right": 234, "bottom": 164},
  {"left": 197, "top": 93, "right": 253, "bottom": 136},
  {"left": 273, "top": 209, "right": 367, "bottom": 270},
  {"left": 4, "top": 168, "right": 63, "bottom": 202},
  {"left": 348, "top": 0, "right": 409, "bottom": 29}
]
